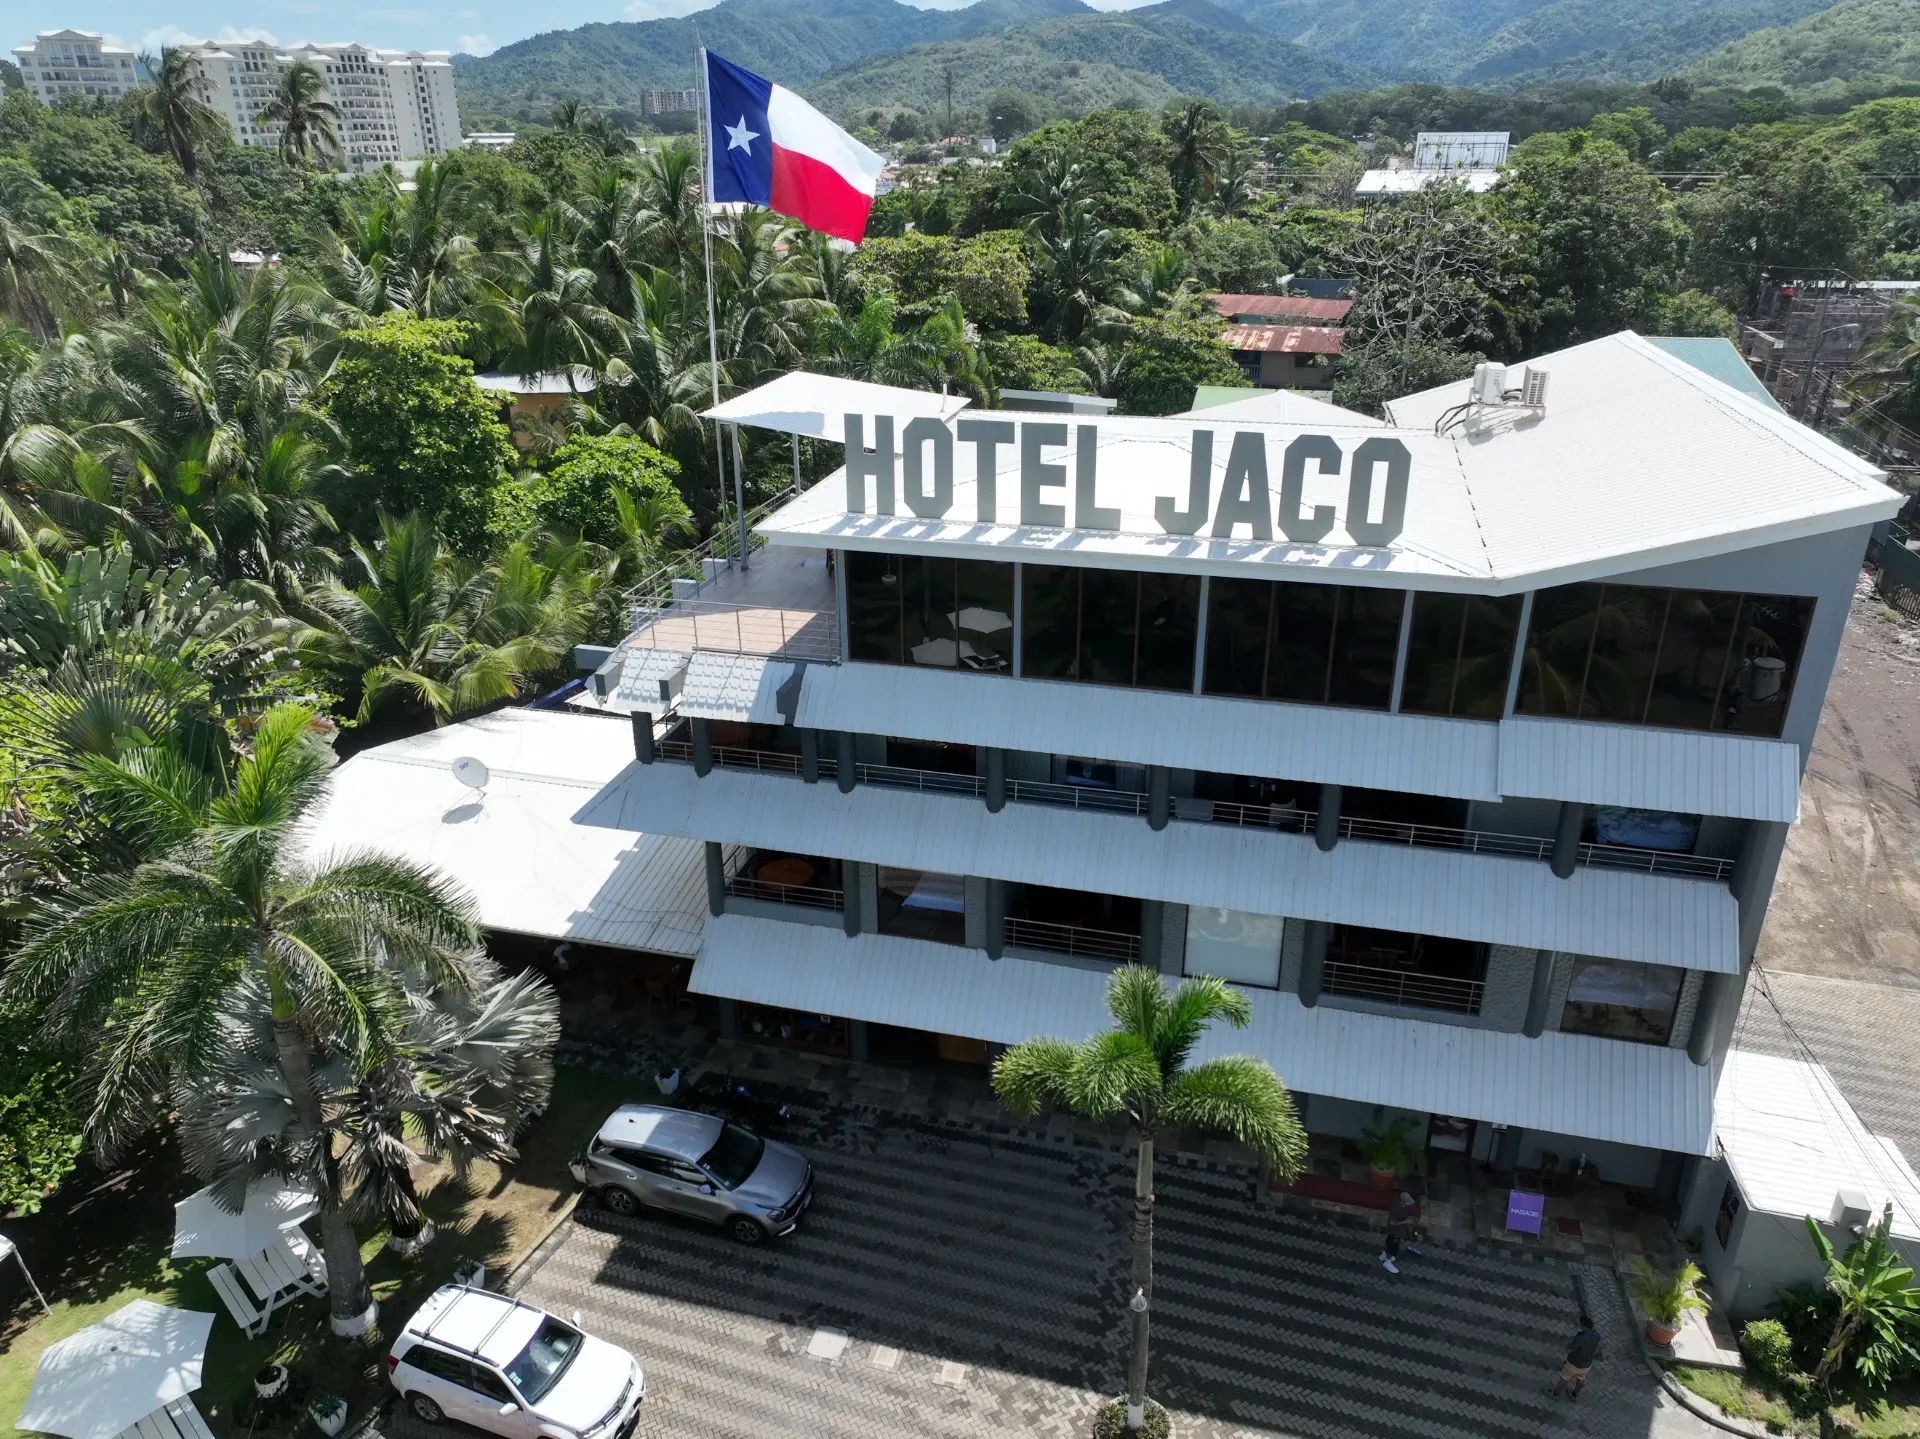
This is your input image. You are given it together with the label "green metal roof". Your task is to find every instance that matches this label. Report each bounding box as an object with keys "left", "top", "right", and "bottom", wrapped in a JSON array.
[
  {"left": 1645, "top": 337, "right": 1781, "bottom": 411},
  {"left": 1188, "top": 385, "right": 1268, "bottom": 411}
]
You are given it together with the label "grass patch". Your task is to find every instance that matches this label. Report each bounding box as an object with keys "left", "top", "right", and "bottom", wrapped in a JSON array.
[
  {"left": 2, "top": 1068, "right": 652, "bottom": 1439},
  {"left": 1671, "top": 1363, "right": 1920, "bottom": 1438}
]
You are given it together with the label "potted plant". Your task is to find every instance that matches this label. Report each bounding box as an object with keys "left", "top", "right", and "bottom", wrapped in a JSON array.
[
  {"left": 308, "top": 1394, "right": 347, "bottom": 1438},
  {"left": 1627, "top": 1258, "right": 1710, "bottom": 1346},
  {"left": 1357, "top": 1117, "right": 1422, "bottom": 1190}
]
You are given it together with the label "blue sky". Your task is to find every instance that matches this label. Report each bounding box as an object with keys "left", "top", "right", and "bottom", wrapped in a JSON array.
[{"left": 11, "top": 0, "right": 1144, "bottom": 65}]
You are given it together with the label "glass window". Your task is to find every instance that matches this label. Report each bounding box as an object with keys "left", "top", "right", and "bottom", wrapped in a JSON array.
[
  {"left": 901, "top": 555, "right": 951, "bottom": 667},
  {"left": 1203, "top": 577, "right": 1272, "bottom": 698},
  {"left": 1519, "top": 582, "right": 1602, "bottom": 717},
  {"left": 1722, "top": 595, "right": 1814, "bottom": 738},
  {"left": 1715, "top": 1180, "right": 1740, "bottom": 1247},
  {"left": 699, "top": 1123, "right": 766, "bottom": 1189},
  {"left": 1267, "top": 582, "right": 1338, "bottom": 704},
  {"left": 1558, "top": 958, "right": 1683, "bottom": 1044},
  {"left": 846, "top": 551, "right": 902, "bottom": 664},
  {"left": 1327, "top": 587, "right": 1402, "bottom": 709},
  {"left": 876, "top": 867, "right": 968, "bottom": 945},
  {"left": 1021, "top": 565, "right": 1079, "bottom": 679},
  {"left": 501, "top": 1319, "right": 582, "bottom": 1402},
  {"left": 1645, "top": 590, "right": 1741, "bottom": 731},
  {"left": 1079, "top": 570, "right": 1138, "bottom": 686},
  {"left": 954, "top": 560, "right": 1014, "bottom": 671},
  {"left": 1401, "top": 593, "right": 1524, "bottom": 718},
  {"left": 1136, "top": 573, "right": 1200, "bottom": 691},
  {"left": 1581, "top": 586, "right": 1668, "bottom": 723}
]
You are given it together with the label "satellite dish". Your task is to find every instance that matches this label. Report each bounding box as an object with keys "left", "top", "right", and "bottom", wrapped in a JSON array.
[{"left": 452, "top": 757, "right": 490, "bottom": 791}]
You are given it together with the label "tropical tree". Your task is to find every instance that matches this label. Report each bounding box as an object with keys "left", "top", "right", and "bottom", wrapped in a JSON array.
[
  {"left": 1853, "top": 292, "right": 1920, "bottom": 440},
  {"left": 130, "top": 48, "right": 226, "bottom": 181},
  {"left": 256, "top": 61, "right": 342, "bottom": 169},
  {"left": 1163, "top": 101, "right": 1230, "bottom": 219},
  {"left": 993, "top": 967, "right": 1307, "bottom": 1433},
  {"left": 1804, "top": 1204, "right": 1920, "bottom": 1389},
  {"left": 549, "top": 98, "right": 584, "bottom": 134},
  {"left": 0, "top": 702, "right": 485, "bottom": 1334}
]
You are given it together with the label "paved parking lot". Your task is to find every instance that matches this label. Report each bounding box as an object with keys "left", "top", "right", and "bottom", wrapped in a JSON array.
[{"left": 476, "top": 1106, "right": 1704, "bottom": 1439}]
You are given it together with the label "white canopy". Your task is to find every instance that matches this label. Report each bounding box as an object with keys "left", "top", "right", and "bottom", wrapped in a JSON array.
[
  {"left": 701, "top": 371, "right": 971, "bottom": 444},
  {"left": 17, "top": 1301, "right": 213, "bottom": 1439},
  {"left": 171, "top": 1181, "right": 318, "bottom": 1261}
]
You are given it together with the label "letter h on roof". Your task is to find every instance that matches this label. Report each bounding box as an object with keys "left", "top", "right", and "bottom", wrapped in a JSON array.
[{"left": 845, "top": 414, "right": 895, "bottom": 515}]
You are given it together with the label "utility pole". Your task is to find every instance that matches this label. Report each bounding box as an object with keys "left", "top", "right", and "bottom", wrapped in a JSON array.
[{"left": 945, "top": 66, "right": 953, "bottom": 141}]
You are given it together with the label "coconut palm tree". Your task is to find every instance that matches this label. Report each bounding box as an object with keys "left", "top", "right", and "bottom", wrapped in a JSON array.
[
  {"left": 549, "top": 97, "right": 584, "bottom": 134},
  {"left": 257, "top": 61, "right": 342, "bottom": 169},
  {"left": 131, "top": 48, "right": 226, "bottom": 181},
  {"left": 0, "top": 702, "right": 485, "bottom": 1334},
  {"left": 1031, "top": 203, "right": 1140, "bottom": 345},
  {"left": 1163, "top": 101, "right": 1230, "bottom": 219},
  {"left": 495, "top": 207, "right": 612, "bottom": 380},
  {"left": 993, "top": 967, "right": 1307, "bottom": 1434},
  {"left": 626, "top": 142, "right": 706, "bottom": 279}
]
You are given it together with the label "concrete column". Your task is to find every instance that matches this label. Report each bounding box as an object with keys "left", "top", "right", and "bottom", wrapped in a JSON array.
[
  {"left": 801, "top": 728, "right": 820, "bottom": 784},
  {"left": 1492, "top": 1125, "right": 1523, "bottom": 1170},
  {"left": 704, "top": 841, "right": 725, "bottom": 916},
  {"left": 1550, "top": 800, "right": 1584, "bottom": 879},
  {"left": 1148, "top": 765, "right": 1171, "bottom": 831},
  {"left": 985, "top": 878, "right": 1006, "bottom": 959},
  {"left": 1298, "top": 920, "right": 1327, "bottom": 1007},
  {"left": 1141, "top": 898, "right": 1164, "bottom": 972},
  {"left": 1689, "top": 971, "right": 1741, "bottom": 1066},
  {"left": 837, "top": 731, "right": 857, "bottom": 794},
  {"left": 843, "top": 864, "right": 861, "bottom": 938},
  {"left": 690, "top": 716, "right": 714, "bottom": 777},
  {"left": 1522, "top": 949, "right": 1557, "bottom": 1037},
  {"left": 717, "top": 997, "right": 737, "bottom": 1042},
  {"left": 631, "top": 711, "right": 655, "bottom": 763},
  {"left": 849, "top": 1019, "right": 869, "bottom": 1063},
  {"left": 984, "top": 747, "right": 1006, "bottom": 813},
  {"left": 1315, "top": 784, "right": 1341, "bottom": 853}
]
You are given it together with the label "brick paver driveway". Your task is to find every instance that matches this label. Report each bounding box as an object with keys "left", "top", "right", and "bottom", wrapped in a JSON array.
[{"left": 470, "top": 1105, "right": 1710, "bottom": 1439}]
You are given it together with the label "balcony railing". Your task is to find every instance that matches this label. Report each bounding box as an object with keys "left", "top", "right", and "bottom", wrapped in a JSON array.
[
  {"left": 1004, "top": 917, "right": 1140, "bottom": 963},
  {"left": 654, "top": 744, "right": 1734, "bottom": 883},
  {"left": 724, "top": 873, "right": 844, "bottom": 911},
  {"left": 1322, "top": 961, "right": 1483, "bottom": 1015},
  {"left": 623, "top": 599, "right": 840, "bottom": 664}
]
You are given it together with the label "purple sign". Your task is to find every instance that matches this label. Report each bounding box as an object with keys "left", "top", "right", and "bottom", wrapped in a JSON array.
[{"left": 1506, "top": 1189, "right": 1546, "bottom": 1235}]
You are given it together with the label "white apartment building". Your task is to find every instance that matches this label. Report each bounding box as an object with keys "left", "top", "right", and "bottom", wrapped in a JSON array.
[
  {"left": 12, "top": 30, "right": 138, "bottom": 102},
  {"left": 171, "top": 37, "right": 461, "bottom": 172}
]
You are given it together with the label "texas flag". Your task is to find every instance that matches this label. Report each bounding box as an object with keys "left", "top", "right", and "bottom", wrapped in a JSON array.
[{"left": 703, "top": 49, "right": 885, "bottom": 244}]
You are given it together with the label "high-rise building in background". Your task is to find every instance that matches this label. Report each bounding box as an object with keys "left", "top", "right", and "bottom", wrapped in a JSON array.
[
  {"left": 642, "top": 88, "right": 700, "bottom": 116},
  {"left": 11, "top": 30, "right": 138, "bottom": 102},
  {"left": 9, "top": 28, "right": 460, "bottom": 173}
]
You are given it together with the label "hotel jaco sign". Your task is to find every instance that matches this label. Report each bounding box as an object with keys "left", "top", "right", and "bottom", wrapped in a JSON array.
[{"left": 842, "top": 414, "right": 1411, "bottom": 547}]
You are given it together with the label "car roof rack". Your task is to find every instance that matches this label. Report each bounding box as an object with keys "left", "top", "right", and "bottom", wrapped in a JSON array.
[{"left": 420, "top": 1285, "right": 527, "bottom": 1362}]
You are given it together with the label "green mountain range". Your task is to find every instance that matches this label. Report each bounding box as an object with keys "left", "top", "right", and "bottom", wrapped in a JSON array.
[{"left": 1680, "top": 0, "right": 1920, "bottom": 96}]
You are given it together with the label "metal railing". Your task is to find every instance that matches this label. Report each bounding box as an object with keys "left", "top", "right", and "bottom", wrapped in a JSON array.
[
  {"left": 857, "top": 764, "right": 985, "bottom": 797},
  {"left": 621, "top": 485, "right": 797, "bottom": 614},
  {"left": 1004, "top": 917, "right": 1141, "bottom": 963},
  {"left": 621, "top": 599, "right": 840, "bottom": 663},
  {"left": 724, "top": 874, "right": 844, "bottom": 911},
  {"left": 1322, "top": 961, "right": 1484, "bottom": 1015},
  {"left": 1576, "top": 843, "right": 1735, "bottom": 881},
  {"left": 1198, "top": 800, "right": 1317, "bottom": 834},
  {"left": 1008, "top": 779, "right": 1151, "bottom": 816}
]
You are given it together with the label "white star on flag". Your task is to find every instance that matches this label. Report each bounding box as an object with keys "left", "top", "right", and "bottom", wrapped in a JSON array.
[{"left": 725, "top": 116, "right": 759, "bottom": 153}]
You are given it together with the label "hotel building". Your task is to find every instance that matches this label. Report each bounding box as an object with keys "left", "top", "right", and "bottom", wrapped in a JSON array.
[{"left": 12, "top": 30, "right": 138, "bottom": 102}]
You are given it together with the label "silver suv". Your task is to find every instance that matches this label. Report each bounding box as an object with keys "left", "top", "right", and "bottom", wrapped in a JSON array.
[
  {"left": 578, "top": 1104, "right": 812, "bottom": 1244},
  {"left": 388, "top": 1285, "right": 643, "bottom": 1439}
]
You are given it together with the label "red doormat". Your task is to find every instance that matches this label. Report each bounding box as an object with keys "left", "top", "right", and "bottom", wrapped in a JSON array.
[
  {"left": 1555, "top": 1216, "right": 1584, "bottom": 1237},
  {"left": 1270, "top": 1170, "right": 1396, "bottom": 1212}
]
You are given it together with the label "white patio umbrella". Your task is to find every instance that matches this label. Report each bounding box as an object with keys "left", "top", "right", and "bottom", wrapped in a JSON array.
[
  {"left": 17, "top": 1300, "right": 214, "bottom": 1439},
  {"left": 950, "top": 607, "right": 1013, "bottom": 634},
  {"left": 171, "top": 1180, "right": 319, "bottom": 1261}
]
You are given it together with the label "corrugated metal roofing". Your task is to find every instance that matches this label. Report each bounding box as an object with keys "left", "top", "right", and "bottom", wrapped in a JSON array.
[
  {"left": 1356, "top": 169, "right": 1502, "bottom": 196},
  {"left": 1499, "top": 717, "right": 1801, "bottom": 823},
  {"left": 702, "top": 370, "right": 971, "bottom": 444},
  {"left": 796, "top": 662, "right": 1504, "bottom": 800},
  {"left": 1210, "top": 294, "right": 1352, "bottom": 323},
  {"left": 746, "top": 335, "right": 1897, "bottom": 592},
  {"left": 579, "top": 764, "right": 1739, "bottom": 970},
  {"left": 1718, "top": 1049, "right": 1920, "bottom": 1235},
  {"left": 1174, "top": 390, "right": 1385, "bottom": 427},
  {"left": 299, "top": 712, "right": 704, "bottom": 956},
  {"left": 1646, "top": 337, "right": 1781, "bottom": 412},
  {"left": 1220, "top": 324, "right": 1345, "bottom": 355},
  {"left": 693, "top": 914, "right": 1716, "bottom": 1153},
  {"left": 678, "top": 652, "right": 796, "bottom": 723}
]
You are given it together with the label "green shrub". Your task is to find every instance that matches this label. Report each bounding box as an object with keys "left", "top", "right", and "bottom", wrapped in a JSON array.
[{"left": 1739, "top": 1318, "right": 1803, "bottom": 1389}]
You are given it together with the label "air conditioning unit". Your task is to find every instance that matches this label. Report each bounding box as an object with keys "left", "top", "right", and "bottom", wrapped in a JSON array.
[
  {"left": 1522, "top": 368, "right": 1550, "bottom": 408},
  {"left": 1830, "top": 1189, "right": 1875, "bottom": 1234},
  {"left": 1470, "top": 363, "right": 1507, "bottom": 405}
]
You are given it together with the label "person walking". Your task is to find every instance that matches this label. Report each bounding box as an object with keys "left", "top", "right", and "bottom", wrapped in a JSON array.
[
  {"left": 1379, "top": 1190, "right": 1423, "bottom": 1273},
  {"left": 1552, "top": 1316, "right": 1604, "bottom": 1399}
]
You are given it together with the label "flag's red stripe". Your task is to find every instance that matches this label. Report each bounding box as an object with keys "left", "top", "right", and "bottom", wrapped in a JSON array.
[{"left": 769, "top": 143, "right": 873, "bottom": 242}]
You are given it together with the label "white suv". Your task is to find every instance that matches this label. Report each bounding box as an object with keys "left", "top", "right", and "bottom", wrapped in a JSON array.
[{"left": 388, "top": 1286, "right": 643, "bottom": 1439}]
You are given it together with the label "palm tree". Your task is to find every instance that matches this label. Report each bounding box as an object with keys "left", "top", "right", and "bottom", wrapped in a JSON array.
[
  {"left": 0, "top": 702, "right": 485, "bottom": 1334},
  {"left": 627, "top": 142, "right": 707, "bottom": 279},
  {"left": 549, "top": 97, "right": 584, "bottom": 134},
  {"left": 1853, "top": 292, "right": 1920, "bottom": 441},
  {"left": 1031, "top": 203, "right": 1140, "bottom": 344},
  {"left": 994, "top": 967, "right": 1307, "bottom": 1434},
  {"left": 816, "top": 294, "right": 982, "bottom": 397},
  {"left": 496, "top": 207, "right": 612, "bottom": 380},
  {"left": 0, "top": 201, "right": 81, "bottom": 340},
  {"left": 256, "top": 61, "right": 342, "bottom": 169},
  {"left": 1804, "top": 1204, "right": 1920, "bottom": 1388},
  {"left": 1163, "top": 101, "right": 1230, "bottom": 219},
  {"left": 131, "top": 48, "right": 226, "bottom": 181}
]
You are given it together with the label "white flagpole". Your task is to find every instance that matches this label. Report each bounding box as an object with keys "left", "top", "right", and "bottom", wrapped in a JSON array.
[{"left": 695, "top": 37, "right": 732, "bottom": 569}]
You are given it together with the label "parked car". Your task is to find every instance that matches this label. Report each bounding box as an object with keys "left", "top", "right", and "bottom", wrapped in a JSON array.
[
  {"left": 576, "top": 1103, "right": 813, "bottom": 1244},
  {"left": 388, "top": 1285, "right": 643, "bottom": 1439}
]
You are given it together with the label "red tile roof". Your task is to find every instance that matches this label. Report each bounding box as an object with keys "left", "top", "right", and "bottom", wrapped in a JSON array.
[
  {"left": 1220, "top": 324, "right": 1346, "bottom": 355},
  {"left": 1211, "top": 293, "right": 1353, "bottom": 323}
]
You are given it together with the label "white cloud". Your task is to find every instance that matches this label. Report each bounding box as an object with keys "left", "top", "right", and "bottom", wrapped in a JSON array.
[
  {"left": 139, "top": 24, "right": 201, "bottom": 50},
  {"left": 622, "top": 0, "right": 709, "bottom": 17},
  {"left": 456, "top": 32, "right": 494, "bottom": 53}
]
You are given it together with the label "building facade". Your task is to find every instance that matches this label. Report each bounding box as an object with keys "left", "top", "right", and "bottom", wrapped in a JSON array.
[
  {"left": 12, "top": 30, "right": 138, "bottom": 103},
  {"left": 567, "top": 334, "right": 1894, "bottom": 1194}
]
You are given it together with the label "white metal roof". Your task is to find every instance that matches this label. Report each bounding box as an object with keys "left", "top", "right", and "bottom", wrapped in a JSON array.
[
  {"left": 693, "top": 914, "right": 1716, "bottom": 1153},
  {"left": 1172, "top": 390, "right": 1386, "bottom": 427},
  {"left": 796, "top": 662, "right": 1504, "bottom": 800},
  {"left": 578, "top": 764, "right": 1739, "bottom": 970},
  {"left": 1717, "top": 1049, "right": 1920, "bottom": 1237},
  {"left": 743, "top": 335, "right": 1896, "bottom": 593},
  {"left": 677, "top": 652, "right": 797, "bottom": 723},
  {"left": 1499, "top": 717, "right": 1802, "bottom": 824},
  {"left": 300, "top": 710, "right": 705, "bottom": 957},
  {"left": 702, "top": 370, "right": 971, "bottom": 444},
  {"left": 1356, "top": 169, "right": 1503, "bottom": 196}
]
